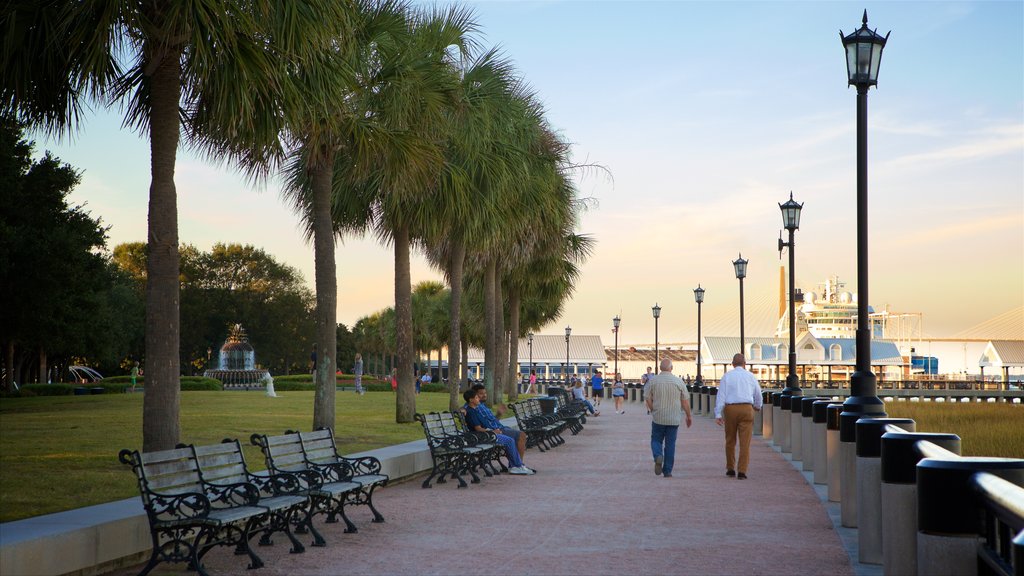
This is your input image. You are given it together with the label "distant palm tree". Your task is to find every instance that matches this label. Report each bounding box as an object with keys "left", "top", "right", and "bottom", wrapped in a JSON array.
[{"left": 1, "top": 0, "right": 351, "bottom": 451}]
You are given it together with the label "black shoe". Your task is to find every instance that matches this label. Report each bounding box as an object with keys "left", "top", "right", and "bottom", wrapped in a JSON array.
[
  {"left": 663, "top": 473, "right": 673, "bottom": 478},
  {"left": 726, "top": 470, "right": 736, "bottom": 477},
  {"left": 737, "top": 473, "right": 748, "bottom": 480}
]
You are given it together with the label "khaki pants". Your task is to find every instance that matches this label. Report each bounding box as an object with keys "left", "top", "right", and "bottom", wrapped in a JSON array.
[{"left": 724, "top": 404, "right": 755, "bottom": 474}]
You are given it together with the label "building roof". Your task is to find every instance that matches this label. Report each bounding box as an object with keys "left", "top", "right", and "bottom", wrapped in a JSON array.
[
  {"left": 602, "top": 347, "right": 696, "bottom": 363},
  {"left": 702, "top": 334, "right": 904, "bottom": 365},
  {"left": 465, "top": 334, "right": 607, "bottom": 365},
  {"left": 979, "top": 340, "right": 1024, "bottom": 368}
]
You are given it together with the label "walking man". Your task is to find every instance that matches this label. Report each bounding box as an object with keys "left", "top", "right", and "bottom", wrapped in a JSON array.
[
  {"left": 715, "top": 353, "right": 763, "bottom": 479},
  {"left": 644, "top": 358, "right": 692, "bottom": 478}
]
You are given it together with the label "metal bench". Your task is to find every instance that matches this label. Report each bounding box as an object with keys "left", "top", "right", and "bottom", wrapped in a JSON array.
[
  {"left": 415, "top": 411, "right": 506, "bottom": 488},
  {"left": 507, "top": 398, "right": 566, "bottom": 452},
  {"left": 547, "top": 387, "right": 587, "bottom": 435},
  {"left": 249, "top": 431, "right": 365, "bottom": 536},
  {"left": 118, "top": 444, "right": 278, "bottom": 575}
]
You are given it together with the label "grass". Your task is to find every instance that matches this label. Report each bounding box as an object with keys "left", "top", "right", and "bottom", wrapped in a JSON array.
[
  {"left": 0, "top": 391, "right": 454, "bottom": 523},
  {"left": 884, "top": 400, "right": 1024, "bottom": 458}
]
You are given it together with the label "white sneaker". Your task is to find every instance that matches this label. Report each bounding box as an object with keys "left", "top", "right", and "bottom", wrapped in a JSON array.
[
  {"left": 509, "top": 466, "right": 531, "bottom": 475},
  {"left": 522, "top": 466, "right": 536, "bottom": 475}
]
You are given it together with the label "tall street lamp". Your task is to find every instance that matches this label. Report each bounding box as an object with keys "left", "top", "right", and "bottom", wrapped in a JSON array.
[
  {"left": 841, "top": 10, "right": 888, "bottom": 418},
  {"left": 778, "top": 192, "right": 803, "bottom": 398},
  {"left": 527, "top": 332, "right": 534, "bottom": 383},
  {"left": 694, "top": 286, "right": 704, "bottom": 385},
  {"left": 612, "top": 315, "right": 621, "bottom": 378},
  {"left": 564, "top": 326, "right": 572, "bottom": 387},
  {"left": 652, "top": 304, "right": 661, "bottom": 374},
  {"left": 733, "top": 253, "right": 748, "bottom": 355}
]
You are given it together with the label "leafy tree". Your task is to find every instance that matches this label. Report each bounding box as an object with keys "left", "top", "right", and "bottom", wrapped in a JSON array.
[
  {"left": 0, "top": 118, "right": 109, "bottom": 389},
  {"left": 2, "top": 0, "right": 353, "bottom": 451}
]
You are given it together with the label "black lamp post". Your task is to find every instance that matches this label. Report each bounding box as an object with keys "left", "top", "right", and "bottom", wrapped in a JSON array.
[
  {"left": 564, "top": 326, "right": 572, "bottom": 386},
  {"left": 694, "top": 286, "right": 704, "bottom": 385},
  {"left": 733, "top": 253, "right": 748, "bottom": 355},
  {"left": 652, "top": 304, "right": 661, "bottom": 374},
  {"left": 612, "top": 315, "right": 621, "bottom": 378},
  {"left": 527, "top": 332, "right": 534, "bottom": 383},
  {"left": 778, "top": 192, "right": 803, "bottom": 398},
  {"left": 841, "top": 10, "right": 888, "bottom": 418}
]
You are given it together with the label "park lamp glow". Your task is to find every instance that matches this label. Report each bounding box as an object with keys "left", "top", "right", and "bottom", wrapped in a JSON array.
[{"left": 841, "top": 10, "right": 889, "bottom": 89}]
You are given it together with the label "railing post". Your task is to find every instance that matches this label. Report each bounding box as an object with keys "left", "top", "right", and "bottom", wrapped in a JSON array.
[
  {"left": 812, "top": 399, "right": 831, "bottom": 484},
  {"left": 798, "top": 397, "right": 822, "bottom": 471},
  {"left": 762, "top": 391, "right": 774, "bottom": 440},
  {"left": 839, "top": 411, "right": 866, "bottom": 527},
  {"left": 880, "top": 431, "right": 961, "bottom": 576},
  {"left": 779, "top": 393, "right": 793, "bottom": 453},
  {"left": 789, "top": 394, "right": 806, "bottom": 463},
  {"left": 772, "top": 393, "right": 784, "bottom": 448},
  {"left": 917, "top": 458, "right": 1024, "bottom": 576},
  {"left": 707, "top": 387, "right": 717, "bottom": 419},
  {"left": 855, "top": 418, "right": 916, "bottom": 564}
]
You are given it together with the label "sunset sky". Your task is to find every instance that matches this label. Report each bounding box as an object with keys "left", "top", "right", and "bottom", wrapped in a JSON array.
[{"left": 34, "top": 1, "right": 1023, "bottom": 345}]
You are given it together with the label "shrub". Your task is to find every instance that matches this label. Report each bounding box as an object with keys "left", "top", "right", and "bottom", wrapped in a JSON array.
[
  {"left": 14, "top": 384, "right": 77, "bottom": 396},
  {"left": 420, "top": 383, "right": 447, "bottom": 393},
  {"left": 273, "top": 381, "right": 315, "bottom": 391},
  {"left": 180, "top": 377, "right": 223, "bottom": 391}
]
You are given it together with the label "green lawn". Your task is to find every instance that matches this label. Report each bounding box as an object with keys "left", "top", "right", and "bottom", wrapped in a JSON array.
[{"left": 0, "top": 391, "right": 454, "bottom": 523}]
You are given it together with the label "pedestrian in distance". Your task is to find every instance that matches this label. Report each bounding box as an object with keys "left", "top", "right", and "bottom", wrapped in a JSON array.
[
  {"left": 571, "top": 379, "right": 600, "bottom": 416},
  {"left": 715, "top": 353, "right": 763, "bottom": 480},
  {"left": 527, "top": 369, "right": 537, "bottom": 394},
  {"left": 612, "top": 372, "right": 626, "bottom": 414},
  {"left": 590, "top": 370, "right": 603, "bottom": 406},
  {"left": 418, "top": 370, "right": 430, "bottom": 394},
  {"left": 644, "top": 359, "right": 692, "bottom": 478},
  {"left": 641, "top": 366, "right": 654, "bottom": 414},
  {"left": 353, "top": 353, "right": 365, "bottom": 395},
  {"left": 390, "top": 367, "right": 398, "bottom": 392},
  {"left": 130, "top": 361, "right": 141, "bottom": 392}
]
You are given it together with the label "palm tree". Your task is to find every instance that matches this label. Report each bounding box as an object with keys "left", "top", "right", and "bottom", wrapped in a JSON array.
[{"left": 1, "top": 0, "right": 351, "bottom": 451}]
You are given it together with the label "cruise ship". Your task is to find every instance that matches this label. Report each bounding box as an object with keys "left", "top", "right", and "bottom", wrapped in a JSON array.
[{"left": 775, "top": 274, "right": 883, "bottom": 340}]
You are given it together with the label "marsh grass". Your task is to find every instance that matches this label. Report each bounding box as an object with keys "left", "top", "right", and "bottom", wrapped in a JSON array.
[
  {"left": 884, "top": 401, "right": 1024, "bottom": 458},
  {"left": 0, "top": 391, "right": 452, "bottom": 522}
]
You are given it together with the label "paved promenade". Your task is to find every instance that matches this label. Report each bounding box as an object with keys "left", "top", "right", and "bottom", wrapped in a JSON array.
[{"left": 116, "top": 403, "right": 854, "bottom": 576}]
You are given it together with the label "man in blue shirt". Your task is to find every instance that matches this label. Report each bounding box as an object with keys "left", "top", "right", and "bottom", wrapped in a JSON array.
[
  {"left": 590, "top": 370, "right": 604, "bottom": 407},
  {"left": 463, "top": 389, "right": 534, "bottom": 475},
  {"left": 467, "top": 384, "right": 529, "bottom": 458}
]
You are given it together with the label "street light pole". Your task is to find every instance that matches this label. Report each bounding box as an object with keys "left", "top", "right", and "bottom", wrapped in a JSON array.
[
  {"left": 612, "top": 315, "right": 621, "bottom": 378},
  {"left": 652, "top": 304, "right": 661, "bottom": 374},
  {"left": 528, "top": 332, "right": 534, "bottom": 385},
  {"left": 733, "top": 254, "right": 748, "bottom": 355},
  {"left": 694, "top": 286, "right": 704, "bottom": 385},
  {"left": 564, "top": 326, "right": 572, "bottom": 387},
  {"left": 778, "top": 192, "right": 803, "bottom": 398},
  {"left": 841, "top": 10, "right": 889, "bottom": 418}
]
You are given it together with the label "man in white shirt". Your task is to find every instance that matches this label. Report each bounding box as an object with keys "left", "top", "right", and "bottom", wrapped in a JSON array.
[
  {"left": 715, "top": 353, "right": 763, "bottom": 479},
  {"left": 644, "top": 359, "right": 692, "bottom": 478}
]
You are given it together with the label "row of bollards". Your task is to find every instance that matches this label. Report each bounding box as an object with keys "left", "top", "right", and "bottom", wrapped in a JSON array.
[{"left": 744, "top": 388, "right": 1024, "bottom": 576}]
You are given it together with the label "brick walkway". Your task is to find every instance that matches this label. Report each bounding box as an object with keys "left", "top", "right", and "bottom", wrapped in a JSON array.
[{"left": 117, "top": 401, "right": 854, "bottom": 575}]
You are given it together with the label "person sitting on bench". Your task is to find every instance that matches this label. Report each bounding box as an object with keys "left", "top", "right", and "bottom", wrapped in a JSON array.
[{"left": 463, "top": 388, "right": 535, "bottom": 475}]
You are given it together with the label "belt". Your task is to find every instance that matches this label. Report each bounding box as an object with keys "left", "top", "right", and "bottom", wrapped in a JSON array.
[{"left": 726, "top": 402, "right": 752, "bottom": 406}]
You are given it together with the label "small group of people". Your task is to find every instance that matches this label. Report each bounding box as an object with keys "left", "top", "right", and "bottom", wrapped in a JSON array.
[
  {"left": 644, "top": 353, "right": 762, "bottom": 480},
  {"left": 462, "top": 384, "right": 535, "bottom": 475}
]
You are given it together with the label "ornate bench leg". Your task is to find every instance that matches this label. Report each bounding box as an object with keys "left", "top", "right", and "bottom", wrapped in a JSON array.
[{"left": 365, "top": 485, "right": 386, "bottom": 523}]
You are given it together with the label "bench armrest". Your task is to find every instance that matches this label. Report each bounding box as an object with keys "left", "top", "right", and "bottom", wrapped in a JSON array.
[
  {"left": 340, "top": 455, "right": 382, "bottom": 476},
  {"left": 202, "top": 480, "right": 261, "bottom": 508},
  {"left": 249, "top": 471, "right": 305, "bottom": 496},
  {"left": 145, "top": 490, "right": 212, "bottom": 523},
  {"left": 309, "top": 459, "right": 355, "bottom": 483}
]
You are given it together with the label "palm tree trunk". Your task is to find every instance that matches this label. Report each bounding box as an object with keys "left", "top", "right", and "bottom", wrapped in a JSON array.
[
  {"left": 447, "top": 239, "right": 462, "bottom": 410},
  {"left": 493, "top": 275, "right": 505, "bottom": 406},
  {"left": 508, "top": 290, "right": 520, "bottom": 401},
  {"left": 460, "top": 337, "right": 469, "bottom": 388},
  {"left": 143, "top": 45, "right": 183, "bottom": 453},
  {"left": 395, "top": 224, "right": 416, "bottom": 422},
  {"left": 483, "top": 260, "right": 496, "bottom": 401},
  {"left": 310, "top": 152, "right": 337, "bottom": 433}
]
